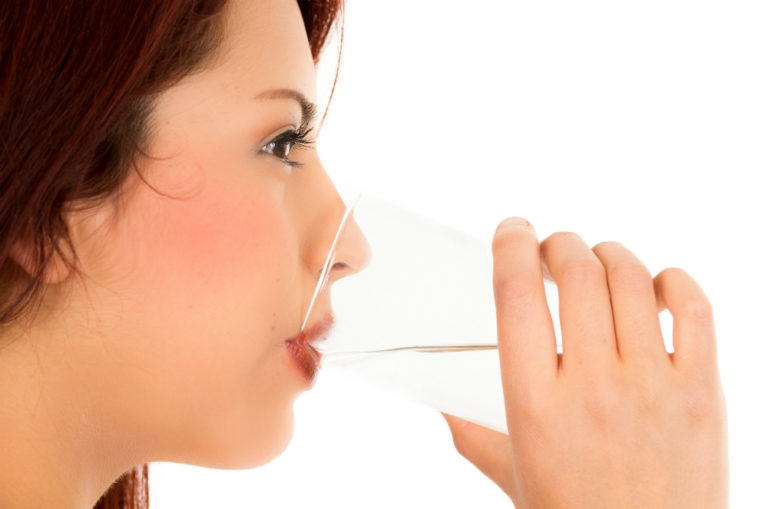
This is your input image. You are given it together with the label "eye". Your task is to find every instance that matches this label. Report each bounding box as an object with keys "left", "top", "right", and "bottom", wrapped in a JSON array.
[{"left": 259, "top": 126, "right": 314, "bottom": 168}]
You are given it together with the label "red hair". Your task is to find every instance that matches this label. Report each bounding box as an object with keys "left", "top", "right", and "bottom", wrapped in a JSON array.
[{"left": 0, "top": 0, "right": 344, "bottom": 507}]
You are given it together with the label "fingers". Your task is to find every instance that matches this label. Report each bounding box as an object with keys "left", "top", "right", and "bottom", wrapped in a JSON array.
[
  {"left": 492, "top": 218, "right": 558, "bottom": 400},
  {"left": 493, "top": 217, "right": 716, "bottom": 383},
  {"left": 592, "top": 241, "right": 668, "bottom": 366},
  {"left": 442, "top": 413, "right": 516, "bottom": 499},
  {"left": 540, "top": 232, "right": 618, "bottom": 372},
  {"left": 653, "top": 268, "right": 718, "bottom": 375}
]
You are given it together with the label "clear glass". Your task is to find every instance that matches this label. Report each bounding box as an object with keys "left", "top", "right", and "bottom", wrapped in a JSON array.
[{"left": 302, "top": 192, "right": 561, "bottom": 434}]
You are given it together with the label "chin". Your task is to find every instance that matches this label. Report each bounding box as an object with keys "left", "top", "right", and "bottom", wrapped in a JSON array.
[
  {"left": 202, "top": 405, "right": 296, "bottom": 470},
  {"left": 252, "top": 410, "right": 295, "bottom": 467}
]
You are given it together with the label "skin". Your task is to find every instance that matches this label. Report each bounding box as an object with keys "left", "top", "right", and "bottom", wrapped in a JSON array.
[
  {"left": 0, "top": 0, "right": 729, "bottom": 507},
  {"left": 0, "top": 0, "right": 370, "bottom": 507},
  {"left": 443, "top": 219, "right": 729, "bottom": 508}
]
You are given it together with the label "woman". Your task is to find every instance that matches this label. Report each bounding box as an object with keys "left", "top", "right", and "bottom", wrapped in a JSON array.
[{"left": 0, "top": 1, "right": 728, "bottom": 508}]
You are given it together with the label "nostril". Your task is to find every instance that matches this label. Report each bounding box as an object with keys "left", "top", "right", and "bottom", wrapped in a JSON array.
[{"left": 332, "top": 262, "right": 347, "bottom": 271}]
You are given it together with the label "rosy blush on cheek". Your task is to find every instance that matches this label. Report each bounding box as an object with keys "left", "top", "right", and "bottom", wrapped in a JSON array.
[
  {"left": 188, "top": 198, "right": 284, "bottom": 282},
  {"left": 125, "top": 176, "right": 297, "bottom": 333}
]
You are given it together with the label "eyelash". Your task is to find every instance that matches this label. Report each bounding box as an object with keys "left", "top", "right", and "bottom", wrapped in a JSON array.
[{"left": 260, "top": 124, "right": 315, "bottom": 168}]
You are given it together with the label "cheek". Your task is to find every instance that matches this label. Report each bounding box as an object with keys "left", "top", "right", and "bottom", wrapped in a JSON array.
[
  {"left": 102, "top": 171, "right": 301, "bottom": 377},
  {"left": 166, "top": 194, "right": 285, "bottom": 295},
  {"left": 145, "top": 186, "right": 296, "bottom": 327}
]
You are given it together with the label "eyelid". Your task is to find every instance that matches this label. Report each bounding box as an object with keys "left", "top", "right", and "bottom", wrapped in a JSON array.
[
  {"left": 259, "top": 124, "right": 301, "bottom": 148},
  {"left": 259, "top": 124, "right": 315, "bottom": 155}
]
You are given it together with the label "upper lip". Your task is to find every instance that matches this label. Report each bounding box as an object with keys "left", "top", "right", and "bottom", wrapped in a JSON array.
[{"left": 286, "top": 312, "right": 335, "bottom": 345}]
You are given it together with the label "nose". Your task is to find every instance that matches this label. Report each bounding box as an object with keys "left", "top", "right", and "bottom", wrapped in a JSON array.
[{"left": 303, "top": 196, "right": 372, "bottom": 287}]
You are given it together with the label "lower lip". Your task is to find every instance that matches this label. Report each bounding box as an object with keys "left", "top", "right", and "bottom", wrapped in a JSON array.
[{"left": 285, "top": 339, "right": 322, "bottom": 386}]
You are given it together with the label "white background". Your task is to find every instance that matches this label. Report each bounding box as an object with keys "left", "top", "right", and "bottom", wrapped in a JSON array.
[{"left": 150, "top": 0, "right": 767, "bottom": 507}]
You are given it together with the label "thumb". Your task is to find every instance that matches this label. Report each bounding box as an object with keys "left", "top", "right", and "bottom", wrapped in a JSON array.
[{"left": 441, "top": 412, "right": 517, "bottom": 499}]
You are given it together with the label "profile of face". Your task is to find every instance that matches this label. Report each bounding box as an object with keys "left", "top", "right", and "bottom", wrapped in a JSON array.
[{"left": 7, "top": 0, "right": 370, "bottom": 473}]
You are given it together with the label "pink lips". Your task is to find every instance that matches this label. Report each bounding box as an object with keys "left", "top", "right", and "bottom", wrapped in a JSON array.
[
  {"left": 285, "top": 313, "right": 335, "bottom": 345},
  {"left": 284, "top": 313, "right": 334, "bottom": 386}
]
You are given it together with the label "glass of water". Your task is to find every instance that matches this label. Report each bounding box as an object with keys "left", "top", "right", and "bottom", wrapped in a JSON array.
[{"left": 302, "top": 192, "right": 561, "bottom": 434}]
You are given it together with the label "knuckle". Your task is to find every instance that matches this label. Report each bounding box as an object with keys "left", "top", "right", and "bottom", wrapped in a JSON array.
[
  {"left": 582, "top": 385, "right": 621, "bottom": 425},
  {"left": 607, "top": 262, "right": 652, "bottom": 290},
  {"left": 681, "top": 386, "right": 720, "bottom": 423},
  {"left": 559, "top": 258, "right": 605, "bottom": 283},
  {"left": 516, "top": 408, "right": 550, "bottom": 441},
  {"left": 681, "top": 298, "right": 714, "bottom": 323},
  {"left": 493, "top": 273, "right": 540, "bottom": 304},
  {"left": 578, "top": 374, "right": 620, "bottom": 419},
  {"left": 512, "top": 392, "right": 551, "bottom": 428}
]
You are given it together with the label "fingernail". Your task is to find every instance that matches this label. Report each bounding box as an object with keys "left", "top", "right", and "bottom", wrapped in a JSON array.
[{"left": 500, "top": 217, "right": 530, "bottom": 229}]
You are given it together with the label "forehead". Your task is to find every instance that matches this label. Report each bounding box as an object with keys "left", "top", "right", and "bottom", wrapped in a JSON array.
[
  {"left": 198, "top": 0, "right": 317, "bottom": 102},
  {"left": 231, "top": 0, "right": 315, "bottom": 92}
]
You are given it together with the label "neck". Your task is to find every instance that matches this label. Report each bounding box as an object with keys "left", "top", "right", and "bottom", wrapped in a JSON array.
[{"left": 0, "top": 329, "right": 140, "bottom": 509}]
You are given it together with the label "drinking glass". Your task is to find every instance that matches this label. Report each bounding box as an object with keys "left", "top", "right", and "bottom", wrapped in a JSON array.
[{"left": 302, "top": 192, "right": 561, "bottom": 434}]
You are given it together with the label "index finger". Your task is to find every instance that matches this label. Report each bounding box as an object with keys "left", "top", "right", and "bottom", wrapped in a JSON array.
[{"left": 492, "top": 217, "right": 558, "bottom": 402}]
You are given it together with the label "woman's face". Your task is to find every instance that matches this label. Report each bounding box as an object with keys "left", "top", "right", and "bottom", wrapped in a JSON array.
[{"left": 30, "top": 0, "right": 370, "bottom": 468}]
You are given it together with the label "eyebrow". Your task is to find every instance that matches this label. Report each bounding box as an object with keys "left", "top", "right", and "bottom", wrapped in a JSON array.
[{"left": 253, "top": 88, "right": 318, "bottom": 129}]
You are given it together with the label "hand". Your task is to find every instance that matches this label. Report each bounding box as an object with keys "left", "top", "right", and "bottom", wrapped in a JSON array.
[{"left": 442, "top": 218, "right": 728, "bottom": 509}]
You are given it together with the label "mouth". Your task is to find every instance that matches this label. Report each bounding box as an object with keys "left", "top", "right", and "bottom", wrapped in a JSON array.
[{"left": 284, "top": 313, "right": 334, "bottom": 386}]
